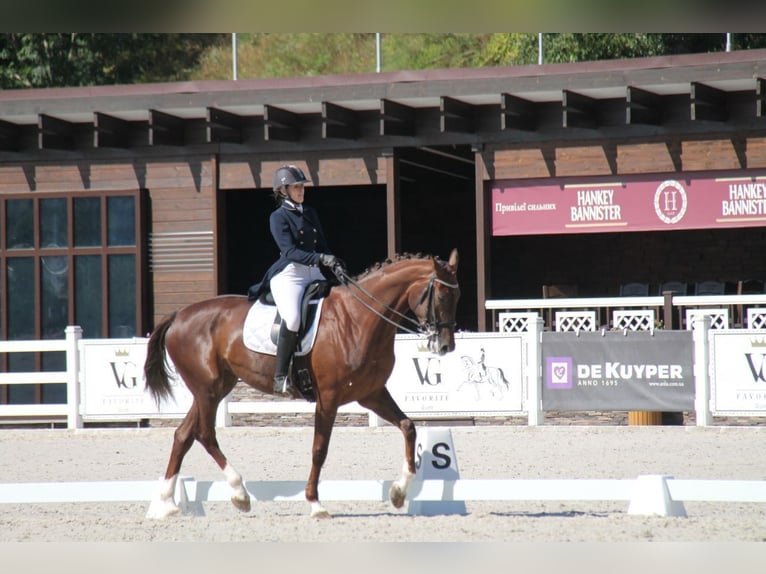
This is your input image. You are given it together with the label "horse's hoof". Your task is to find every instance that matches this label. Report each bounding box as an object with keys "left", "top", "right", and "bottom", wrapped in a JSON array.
[
  {"left": 231, "top": 495, "right": 252, "bottom": 513},
  {"left": 389, "top": 484, "right": 406, "bottom": 509},
  {"left": 146, "top": 499, "right": 181, "bottom": 520},
  {"left": 310, "top": 502, "right": 332, "bottom": 519}
]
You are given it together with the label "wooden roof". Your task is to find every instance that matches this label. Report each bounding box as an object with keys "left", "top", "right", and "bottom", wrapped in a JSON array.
[{"left": 0, "top": 49, "right": 764, "bottom": 155}]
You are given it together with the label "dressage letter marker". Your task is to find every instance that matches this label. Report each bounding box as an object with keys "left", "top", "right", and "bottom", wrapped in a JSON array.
[{"left": 408, "top": 426, "right": 467, "bottom": 516}]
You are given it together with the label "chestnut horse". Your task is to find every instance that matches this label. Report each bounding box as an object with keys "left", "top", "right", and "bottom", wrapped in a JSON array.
[{"left": 144, "top": 250, "right": 460, "bottom": 519}]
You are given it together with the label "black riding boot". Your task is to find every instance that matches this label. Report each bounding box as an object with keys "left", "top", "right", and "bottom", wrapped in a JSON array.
[{"left": 273, "top": 322, "right": 299, "bottom": 397}]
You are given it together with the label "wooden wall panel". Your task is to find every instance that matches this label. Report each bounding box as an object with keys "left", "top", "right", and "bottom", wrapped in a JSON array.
[
  {"left": 555, "top": 145, "right": 613, "bottom": 177},
  {"left": 682, "top": 139, "right": 742, "bottom": 171},
  {"left": 490, "top": 148, "right": 552, "bottom": 179},
  {"left": 617, "top": 142, "right": 678, "bottom": 174},
  {"left": 746, "top": 137, "right": 766, "bottom": 167},
  {"left": 33, "top": 165, "right": 86, "bottom": 191},
  {"left": 219, "top": 154, "right": 386, "bottom": 190}
]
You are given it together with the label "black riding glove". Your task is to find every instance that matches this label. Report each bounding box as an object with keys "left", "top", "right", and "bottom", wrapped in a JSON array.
[
  {"left": 332, "top": 259, "right": 348, "bottom": 284},
  {"left": 319, "top": 253, "right": 337, "bottom": 268}
]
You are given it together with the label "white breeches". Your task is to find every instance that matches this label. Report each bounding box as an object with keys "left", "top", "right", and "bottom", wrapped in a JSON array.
[{"left": 270, "top": 262, "right": 325, "bottom": 331}]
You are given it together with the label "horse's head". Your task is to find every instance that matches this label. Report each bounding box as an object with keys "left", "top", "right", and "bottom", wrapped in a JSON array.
[{"left": 411, "top": 248, "right": 460, "bottom": 355}]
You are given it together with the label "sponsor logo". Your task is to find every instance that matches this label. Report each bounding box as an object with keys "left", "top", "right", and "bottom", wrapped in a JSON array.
[
  {"left": 546, "top": 356, "right": 573, "bottom": 389},
  {"left": 654, "top": 180, "right": 688, "bottom": 224}
]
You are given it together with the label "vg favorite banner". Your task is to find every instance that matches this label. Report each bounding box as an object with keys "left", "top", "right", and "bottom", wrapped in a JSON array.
[
  {"left": 80, "top": 338, "right": 193, "bottom": 420},
  {"left": 386, "top": 333, "right": 524, "bottom": 416}
]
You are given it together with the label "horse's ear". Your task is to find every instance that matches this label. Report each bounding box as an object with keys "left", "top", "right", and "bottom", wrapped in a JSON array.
[{"left": 447, "top": 248, "right": 459, "bottom": 272}]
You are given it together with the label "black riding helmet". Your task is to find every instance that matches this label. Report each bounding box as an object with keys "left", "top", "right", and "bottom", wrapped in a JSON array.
[{"left": 273, "top": 165, "right": 310, "bottom": 191}]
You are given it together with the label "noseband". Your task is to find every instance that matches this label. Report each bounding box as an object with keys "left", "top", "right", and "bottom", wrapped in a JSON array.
[{"left": 418, "top": 275, "right": 459, "bottom": 335}]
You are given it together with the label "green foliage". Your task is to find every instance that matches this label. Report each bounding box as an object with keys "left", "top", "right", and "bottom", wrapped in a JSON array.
[
  {"left": 0, "top": 33, "right": 226, "bottom": 89},
  {"left": 4, "top": 33, "right": 766, "bottom": 88}
]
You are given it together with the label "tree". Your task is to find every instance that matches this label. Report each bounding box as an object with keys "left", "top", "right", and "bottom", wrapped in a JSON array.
[{"left": 0, "top": 33, "right": 226, "bottom": 89}]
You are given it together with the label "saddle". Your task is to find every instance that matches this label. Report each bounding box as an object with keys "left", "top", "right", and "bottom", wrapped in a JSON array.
[
  {"left": 257, "top": 280, "right": 332, "bottom": 346},
  {"left": 255, "top": 280, "right": 332, "bottom": 402}
]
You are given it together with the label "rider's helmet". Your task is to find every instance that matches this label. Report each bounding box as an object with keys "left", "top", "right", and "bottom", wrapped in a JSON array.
[{"left": 273, "top": 165, "right": 310, "bottom": 191}]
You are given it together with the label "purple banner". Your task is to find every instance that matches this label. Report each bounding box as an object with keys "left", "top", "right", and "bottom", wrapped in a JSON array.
[{"left": 492, "top": 171, "right": 766, "bottom": 236}]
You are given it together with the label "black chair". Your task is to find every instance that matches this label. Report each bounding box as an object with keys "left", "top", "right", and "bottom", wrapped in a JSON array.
[
  {"left": 737, "top": 279, "right": 766, "bottom": 326},
  {"left": 694, "top": 280, "right": 725, "bottom": 296},
  {"left": 738, "top": 279, "right": 765, "bottom": 294},
  {"left": 619, "top": 282, "right": 649, "bottom": 297},
  {"left": 659, "top": 281, "right": 687, "bottom": 295}
]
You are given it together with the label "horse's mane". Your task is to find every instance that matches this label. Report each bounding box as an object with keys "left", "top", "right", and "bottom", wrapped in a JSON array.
[{"left": 352, "top": 252, "right": 440, "bottom": 281}]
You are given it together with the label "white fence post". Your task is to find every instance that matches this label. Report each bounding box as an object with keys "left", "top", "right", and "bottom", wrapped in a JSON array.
[
  {"left": 65, "top": 325, "right": 83, "bottom": 430},
  {"left": 693, "top": 316, "right": 712, "bottom": 427},
  {"left": 216, "top": 394, "right": 231, "bottom": 428},
  {"left": 527, "top": 316, "right": 544, "bottom": 426}
]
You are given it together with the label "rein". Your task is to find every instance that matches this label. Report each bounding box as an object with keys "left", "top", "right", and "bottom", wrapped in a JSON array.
[{"left": 334, "top": 268, "right": 458, "bottom": 336}]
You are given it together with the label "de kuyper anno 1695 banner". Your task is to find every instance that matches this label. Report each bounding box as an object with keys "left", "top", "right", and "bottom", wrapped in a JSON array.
[
  {"left": 492, "top": 170, "right": 766, "bottom": 236},
  {"left": 542, "top": 330, "right": 694, "bottom": 411},
  {"left": 386, "top": 333, "right": 524, "bottom": 416}
]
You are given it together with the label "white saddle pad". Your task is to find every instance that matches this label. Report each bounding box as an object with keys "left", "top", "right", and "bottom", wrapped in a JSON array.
[{"left": 242, "top": 299, "right": 324, "bottom": 356}]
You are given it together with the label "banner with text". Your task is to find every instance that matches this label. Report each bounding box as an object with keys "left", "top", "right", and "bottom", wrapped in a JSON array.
[
  {"left": 492, "top": 171, "right": 766, "bottom": 236},
  {"left": 81, "top": 338, "right": 193, "bottom": 419},
  {"left": 710, "top": 330, "right": 766, "bottom": 414},
  {"left": 387, "top": 333, "right": 525, "bottom": 416},
  {"left": 542, "top": 331, "right": 694, "bottom": 411}
]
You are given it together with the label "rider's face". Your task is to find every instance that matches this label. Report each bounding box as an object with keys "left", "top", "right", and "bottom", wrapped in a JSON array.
[{"left": 285, "top": 183, "right": 305, "bottom": 204}]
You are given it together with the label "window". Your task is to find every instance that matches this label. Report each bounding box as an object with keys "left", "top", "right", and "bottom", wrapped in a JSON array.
[{"left": 0, "top": 190, "right": 147, "bottom": 405}]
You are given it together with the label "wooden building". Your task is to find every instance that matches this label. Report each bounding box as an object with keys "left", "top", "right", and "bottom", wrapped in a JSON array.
[{"left": 1, "top": 48, "right": 766, "bottom": 403}]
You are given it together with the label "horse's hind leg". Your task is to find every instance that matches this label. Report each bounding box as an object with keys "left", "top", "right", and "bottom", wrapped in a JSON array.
[
  {"left": 358, "top": 388, "right": 416, "bottom": 509},
  {"left": 192, "top": 376, "right": 251, "bottom": 513},
  {"left": 146, "top": 402, "right": 200, "bottom": 519}
]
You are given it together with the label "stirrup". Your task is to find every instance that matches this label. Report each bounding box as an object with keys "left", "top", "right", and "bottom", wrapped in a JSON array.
[{"left": 273, "top": 375, "right": 293, "bottom": 398}]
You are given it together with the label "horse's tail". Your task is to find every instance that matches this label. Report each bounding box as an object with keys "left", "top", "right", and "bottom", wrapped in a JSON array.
[{"left": 144, "top": 311, "right": 178, "bottom": 408}]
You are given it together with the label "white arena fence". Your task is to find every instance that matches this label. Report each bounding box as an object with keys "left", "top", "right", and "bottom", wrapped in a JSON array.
[
  {"left": 1, "top": 476, "right": 765, "bottom": 518},
  {"left": 0, "top": 423, "right": 764, "bottom": 518},
  {"left": 0, "top": 313, "right": 763, "bottom": 428}
]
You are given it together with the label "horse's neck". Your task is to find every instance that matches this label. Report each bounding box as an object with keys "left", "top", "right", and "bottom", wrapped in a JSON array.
[{"left": 357, "top": 263, "right": 429, "bottom": 312}]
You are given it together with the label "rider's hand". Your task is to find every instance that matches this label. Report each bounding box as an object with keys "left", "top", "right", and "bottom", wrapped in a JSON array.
[
  {"left": 332, "top": 259, "right": 348, "bottom": 284},
  {"left": 319, "top": 253, "right": 337, "bottom": 268}
]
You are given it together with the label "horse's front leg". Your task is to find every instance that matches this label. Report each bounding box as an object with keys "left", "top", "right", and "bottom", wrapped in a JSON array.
[
  {"left": 306, "top": 405, "right": 337, "bottom": 518},
  {"left": 358, "top": 388, "right": 416, "bottom": 509}
]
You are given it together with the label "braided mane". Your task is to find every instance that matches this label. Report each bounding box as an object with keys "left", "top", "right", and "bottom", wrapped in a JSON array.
[{"left": 353, "top": 252, "right": 438, "bottom": 281}]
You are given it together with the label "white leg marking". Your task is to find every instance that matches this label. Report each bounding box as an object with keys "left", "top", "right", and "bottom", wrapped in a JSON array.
[
  {"left": 146, "top": 474, "right": 180, "bottom": 520},
  {"left": 224, "top": 463, "right": 251, "bottom": 512},
  {"left": 310, "top": 501, "right": 331, "bottom": 519},
  {"left": 389, "top": 460, "right": 416, "bottom": 509}
]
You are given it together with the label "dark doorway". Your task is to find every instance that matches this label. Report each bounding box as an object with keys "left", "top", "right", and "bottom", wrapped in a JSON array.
[
  {"left": 220, "top": 184, "right": 388, "bottom": 296},
  {"left": 398, "top": 145, "right": 478, "bottom": 330}
]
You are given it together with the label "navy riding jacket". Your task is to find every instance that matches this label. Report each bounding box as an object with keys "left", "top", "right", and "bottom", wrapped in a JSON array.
[{"left": 248, "top": 201, "right": 333, "bottom": 300}]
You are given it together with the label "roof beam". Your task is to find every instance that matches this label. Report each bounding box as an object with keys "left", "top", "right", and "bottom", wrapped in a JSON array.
[
  {"left": 322, "top": 102, "right": 358, "bottom": 140},
  {"left": 440, "top": 96, "right": 474, "bottom": 133},
  {"left": 38, "top": 113, "right": 77, "bottom": 150},
  {"left": 0, "top": 119, "right": 20, "bottom": 152},
  {"left": 501, "top": 93, "right": 537, "bottom": 131},
  {"left": 149, "top": 109, "right": 186, "bottom": 146},
  {"left": 206, "top": 107, "right": 242, "bottom": 144},
  {"left": 94, "top": 112, "right": 136, "bottom": 148},
  {"left": 264, "top": 104, "right": 299, "bottom": 141},
  {"left": 380, "top": 99, "right": 415, "bottom": 136},
  {"left": 691, "top": 82, "right": 728, "bottom": 122},
  {"left": 626, "top": 86, "right": 662, "bottom": 126},
  {"left": 562, "top": 89, "right": 597, "bottom": 129}
]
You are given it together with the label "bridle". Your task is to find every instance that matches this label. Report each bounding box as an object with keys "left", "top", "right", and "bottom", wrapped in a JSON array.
[{"left": 333, "top": 268, "right": 459, "bottom": 337}]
